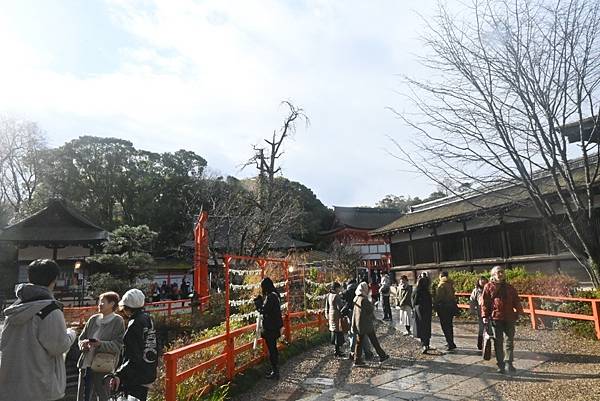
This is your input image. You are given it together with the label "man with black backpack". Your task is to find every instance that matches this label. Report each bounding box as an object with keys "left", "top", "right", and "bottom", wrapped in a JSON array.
[{"left": 0, "top": 259, "right": 78, "bottom": 401}]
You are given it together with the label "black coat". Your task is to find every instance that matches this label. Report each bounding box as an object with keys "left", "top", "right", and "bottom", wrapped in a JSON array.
[
  {"left": 258, "top": 292, "right": 283, "bottom": 339},
  {"left": 116, "top": 310, "right": 158, "bottom": 386},
  {"left": 412, "top": 286, "right": 432, "bottom": 340},
  {"left": 341, "top": 283, "right": 358, "bottom": 317}
]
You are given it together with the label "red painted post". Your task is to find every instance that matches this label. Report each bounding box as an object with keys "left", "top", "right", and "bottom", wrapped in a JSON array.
[
  {"left": 283, "top": 261, "right": 292, "bottom": 344},
  {"left": 592, "top": 299, "right": 600, "bottom": 341},
  {"left": 164, "top": 354, "right": 177, "bottom": 401},
  {"left": 226, "top": 333, "right": 235, "bottom": 380},
  {"left": 167, "top": 302, "right": 172, "bottom": 317},
  {"left": 527, "top": 296, "right": 538, "bottom": 330}
]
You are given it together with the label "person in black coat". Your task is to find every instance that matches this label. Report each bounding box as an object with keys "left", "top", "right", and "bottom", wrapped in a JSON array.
[
  {"left": 254, "top": 277, "right": 284, "bottom": 380},
  {"left": 412, "top": 275, "right": 433, "bottom": 354},
  {"left": 114, "top": 289, "right": 158, "bottom": 401}
]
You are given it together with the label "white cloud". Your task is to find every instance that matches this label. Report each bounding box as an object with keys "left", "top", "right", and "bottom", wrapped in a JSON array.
[{"left": 0, "top": 0, "right": 445, "bottom": 206}]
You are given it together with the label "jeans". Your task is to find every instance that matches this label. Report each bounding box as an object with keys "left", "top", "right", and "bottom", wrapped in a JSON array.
[
  {"left": 354, "top": 331, "right": 386, "bottom": 362},
  {"left": 349, "top": 331, "right": 373, "bottom": 357},
  {"left": 492, "top": 320, "right": 516, "bottom": 367},
  {"left": 382, "top": 296, "right": 392, "bottom": 320}
]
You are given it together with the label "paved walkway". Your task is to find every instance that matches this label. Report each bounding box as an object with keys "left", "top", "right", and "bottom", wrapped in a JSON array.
[{"left": 294, "top": 316, "right": 548, "bottom": 401}]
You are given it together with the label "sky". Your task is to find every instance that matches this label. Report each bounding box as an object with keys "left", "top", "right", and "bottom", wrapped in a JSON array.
[{"left": 0, "top": 0, "right": 450, "bottom": 207}]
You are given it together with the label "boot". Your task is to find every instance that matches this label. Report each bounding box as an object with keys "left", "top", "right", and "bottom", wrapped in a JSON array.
[{"left": 477, "top": 335, "right": 483, "bottom": 351}]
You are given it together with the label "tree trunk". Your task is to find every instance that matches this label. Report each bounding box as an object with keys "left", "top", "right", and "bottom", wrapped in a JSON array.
[{"left": 583, "top": 256, "right": 600, "bottom": 289}]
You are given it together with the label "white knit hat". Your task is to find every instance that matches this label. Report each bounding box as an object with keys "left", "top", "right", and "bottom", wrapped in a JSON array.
[{"left": 119, "top": 288, "right": 145, "bottom": 308}]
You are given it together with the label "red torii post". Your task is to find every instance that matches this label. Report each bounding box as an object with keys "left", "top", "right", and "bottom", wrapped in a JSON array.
[{"left": 193, "top": 211, "right": 209, "bottom": 306}]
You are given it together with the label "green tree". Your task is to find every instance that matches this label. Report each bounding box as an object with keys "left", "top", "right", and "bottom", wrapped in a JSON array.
[{"left": 86, "top": 225, "right": 157, "bottom": 283}]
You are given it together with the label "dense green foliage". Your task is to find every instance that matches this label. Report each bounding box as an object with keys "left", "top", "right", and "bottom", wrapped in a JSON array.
[{"left": 433, "top": 267, "right": 578, "bottom": 296}]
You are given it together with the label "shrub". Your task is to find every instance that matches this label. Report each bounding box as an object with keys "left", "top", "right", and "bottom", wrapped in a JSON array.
[{"left": 556, "top": 289, "right": 600, "bottom": 339}]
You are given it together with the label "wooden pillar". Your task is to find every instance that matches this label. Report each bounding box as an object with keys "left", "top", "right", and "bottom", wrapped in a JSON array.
[
  {"left": 432, "top": 225, "right": 440, "bottom": 264},
  {"left": 461, "top": 220, "right": 470, "bottom": 261},
  {"left": 408, "top": 231, "right": 415, "bottom": 266},
  {"left": 500, "top": 215, "right": 509, "bottom": 261}
]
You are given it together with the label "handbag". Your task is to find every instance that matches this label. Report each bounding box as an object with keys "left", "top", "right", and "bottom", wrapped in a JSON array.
[
  {"left": 340, "top": 317, "right": 350, "bottom": 333},
  {"left": 482, "top": 323, "right": 494, "bottom": 361},
  {"left": 91, "top": 352, "right": 118, "bottom": 373}
]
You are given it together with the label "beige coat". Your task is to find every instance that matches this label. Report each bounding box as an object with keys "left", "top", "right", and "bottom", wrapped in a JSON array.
[{"left": 325, "top": 293, "right": 343, "bottom": 332}]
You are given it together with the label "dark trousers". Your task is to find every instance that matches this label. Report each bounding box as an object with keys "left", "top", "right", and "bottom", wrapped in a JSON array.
[
  {"left": 492, "top": 320, "right": 516, "bottom": 367},
  {"left": 125, "top": 384, "right": 149, "bottom": 401},
  {"left": 264, "top": 335, "right": 279, "bottom": 373},
  {"left": 354, "top": 331, "right": 386, "bottom": 362},
  {"left": 382, "top": 296, "right": 392, "bottom": 319},
  {"left": 439, "top": 312, "right": 456, "bottom": 348}
]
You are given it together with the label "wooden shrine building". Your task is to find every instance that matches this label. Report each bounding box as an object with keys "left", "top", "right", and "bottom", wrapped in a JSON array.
[
  {"left": 372, "top": 162, "right": 599, "bottom": 286},
  {"left": 322, "top": 206, "right": 403, "bottom": 277},
  {"left": 0, "top": 199, "right": 109, "bottom": 295}
]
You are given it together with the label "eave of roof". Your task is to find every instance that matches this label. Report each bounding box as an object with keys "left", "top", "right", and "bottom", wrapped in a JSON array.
[{"left": 372, "top": 160, "right": 595, "bottom": 236}]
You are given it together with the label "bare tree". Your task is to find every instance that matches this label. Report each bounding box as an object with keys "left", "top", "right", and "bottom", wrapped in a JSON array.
[
  {"left": 393, "top": 0, "right": 600, "bottom": 286},
  {"left": 0, "top": 117, "right": 46, "bottom": 217}
]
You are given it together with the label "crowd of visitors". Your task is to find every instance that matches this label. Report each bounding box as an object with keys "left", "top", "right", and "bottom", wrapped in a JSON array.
[
  {"left": 0, "top": 259, "right": 159, "bottom": 401},
  {"left": 311, "top": 265, "right": 524, "bottom": 376}
]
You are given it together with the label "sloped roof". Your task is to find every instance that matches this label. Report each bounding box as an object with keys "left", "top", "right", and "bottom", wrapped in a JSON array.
[
  {"left": 0, "top": 199, "right": 109, "bottom": 244},
  {"left": 328, "top": 206, "right": 404, "bottom": 231},
  {"left": 372, "top": 161, "right": 594, "bottom": 236}
]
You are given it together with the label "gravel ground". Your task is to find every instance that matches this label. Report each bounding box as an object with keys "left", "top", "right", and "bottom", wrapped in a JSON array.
[
  {"left": 234, "top": 318, "right": 443, "bottom": 401},
  {"left": 235, "top": 319, "right": 600, "bottom": 401},
  {"left": 475, "top": 323, "right": 600, "bottom": 401}
]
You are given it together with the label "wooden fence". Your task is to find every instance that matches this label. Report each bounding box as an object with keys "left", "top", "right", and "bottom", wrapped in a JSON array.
[
  {"left": 455, "top": 292, "right": 600, "bottom": 340},
  {"left": 163, "top": 310, "right": 326, "bottom": 401}
]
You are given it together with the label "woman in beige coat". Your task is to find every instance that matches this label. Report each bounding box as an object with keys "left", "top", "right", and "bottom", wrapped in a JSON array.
[
  {"left": 77, "top": 292, "right": 125, "bottom": 401},
  {"left": 325, "top": 282, "right": 345, "bottom": 357}
]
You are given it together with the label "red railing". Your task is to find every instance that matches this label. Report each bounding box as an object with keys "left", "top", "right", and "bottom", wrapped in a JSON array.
[
  {"left": 63, "top": 297, "right": 210, "bottom": 325},
  {"left": 163, "top": 310, "right": 326, "bottom": 401},
  {"left": 455, "top": 292, "right": 600, "bottom": 340}
]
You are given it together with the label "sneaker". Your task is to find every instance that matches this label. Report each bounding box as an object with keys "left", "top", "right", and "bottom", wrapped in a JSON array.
[
  {"left": 446, "top": 345, "right": 457, "bottom": 351},
  {"left": 265, "top": 371, "right": 280, "bottom": 380},
  {"left": 421, "top": 346, "right": 428, "bottom": 354},
  {"left": 353, "top": 360, "right": 366, "bottom": 367},
  {"left": 348, "top": 352, "right": 354, "bottom": 361},
  {"left": 507, "top": 363, "right": 516, "bottom": 373},
  {"left": 497, "top": 367, "right": 506, "bottom": 374},
  {"left": 402, "top": 332, "right": 410, "bottom": 336},
  {"left": 379, "top": 354, "right": 390, "bottom": 363}
]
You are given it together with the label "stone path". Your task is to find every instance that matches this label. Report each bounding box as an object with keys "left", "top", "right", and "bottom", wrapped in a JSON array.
[{"left": 293, "top": 316, "right": 548, "bottom": 401}]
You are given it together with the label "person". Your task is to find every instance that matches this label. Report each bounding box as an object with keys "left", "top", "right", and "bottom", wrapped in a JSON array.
[
  {"left": 0, "top": 259, "right": 78, "bottom": 401},
  {"left": 469, "top": 276, "right": 489, "bottom": 350},
  {"left": 325, "top": 282, "right": 345, "bottom": 357},
  {"left": 112, "top": 289, "right": 158, "bottom": 401},
  {"left": 412, "top": 274, "right": 433, "bottom": 354},
  {"left": 342, "top": 280, "right": 374, "bottom": 361},
  {"left": 254, "top": 277, "right": 284, "bottom": 380},
  {"left": 380, "top": 273, "right": 392, "bottom": 321},
  {"left": 351, "top": 282, "right": 389, "bottom": 367},
  {"left": 180, "top": 279, "right": 189, "bottom": 298},
  {"left": 397, "top": 275, "right": 413, "bottom": 336},
  {"left": 434, "top": 271, "right": 458, "bottom": 351},
  {"left": 159, "top": 281, "right": 168, "bottom": 300},
  {"left": 481, "top": 266, "right": 524, "bottom": 374},
  {"left": 370, "top": 280, "right": 380, "bottom": 309},
  {"left": 77, "top": 292, "right": 125, "bottom": 401}
]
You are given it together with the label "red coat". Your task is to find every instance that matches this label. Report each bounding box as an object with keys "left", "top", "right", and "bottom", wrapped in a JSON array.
[{"left": 481, "top": 281, "right": 523, "bottom": 322}]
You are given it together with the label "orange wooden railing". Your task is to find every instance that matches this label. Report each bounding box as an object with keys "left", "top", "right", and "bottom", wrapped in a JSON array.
[
  {"left": 455, "top": 292, "right": 600, "bottom": 340},
  {"left": 64, "top": 297, "right": 210, "bottom": 325},
  {"left": 163, "top": 310, "right": 326, "bottom": 401}
]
